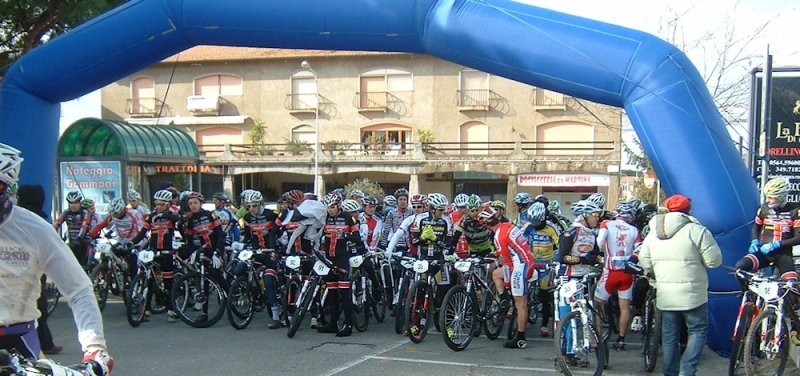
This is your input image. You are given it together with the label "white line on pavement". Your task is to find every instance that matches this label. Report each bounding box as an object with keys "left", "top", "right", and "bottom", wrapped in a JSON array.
[
  {"left": 319, "top": 338, "right": 408, "bottom": 376},
  {"left": 367, "top": 356, "right": 641, "bottom": 375}
]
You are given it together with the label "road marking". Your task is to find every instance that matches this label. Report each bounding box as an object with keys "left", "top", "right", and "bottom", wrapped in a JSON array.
[
  {"left": 319, "top": 339, "right": 407, "bottom": 376},
  {"left": 367, "top": 356, "right": 641, "bottom": 375}
]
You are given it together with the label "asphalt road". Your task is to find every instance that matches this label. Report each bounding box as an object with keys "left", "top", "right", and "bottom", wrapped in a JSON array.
[{"left": 42, "top": 295, "right": 735, "bottom": 375}]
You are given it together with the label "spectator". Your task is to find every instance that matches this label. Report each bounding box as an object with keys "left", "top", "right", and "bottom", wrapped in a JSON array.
[
  {"left": 638, "top": 194, "right": 722, "bottom": 376},
  {"left": 17, "top": 184, "right": 64, "bottom": 356}
]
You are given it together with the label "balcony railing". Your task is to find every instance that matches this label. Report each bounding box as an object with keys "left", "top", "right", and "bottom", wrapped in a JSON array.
[
  {"left": 531, "top": 88, "right": 566, "bottom": 110},
  {"left": 126, "top": 97, "right": 163, "bottom": 117},
  {"left": 284, "top": 93, "right": 318, "bottom": 112},
  {"left": 457, "top": 89, "right": 491, "bottom": 108},
  {"left": 354, "top": 91, "right": 388, "bottom": 111}
]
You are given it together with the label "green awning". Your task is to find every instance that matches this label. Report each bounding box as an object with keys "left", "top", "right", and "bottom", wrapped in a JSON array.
[{"left": 58, "top": 118, "right": 199, "bottom": 163}]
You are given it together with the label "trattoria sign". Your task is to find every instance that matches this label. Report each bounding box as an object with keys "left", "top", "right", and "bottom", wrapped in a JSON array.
[{"left": 518, "top": 174, "right": 610, "bottom": 187}]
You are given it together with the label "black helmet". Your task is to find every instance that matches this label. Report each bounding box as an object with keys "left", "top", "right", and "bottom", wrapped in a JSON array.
[{"left": 212, "top": 192, "right": 230, "bottom": 203}]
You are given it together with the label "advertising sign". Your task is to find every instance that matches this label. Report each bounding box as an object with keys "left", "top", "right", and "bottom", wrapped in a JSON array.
[
  {"left": 750, "top": 68, "right": 800, "bottom": 203},
  {"left": 59, "top": 161, "right": 122, "bottom": 216},
  {"left": 518, "top": 173, "right": 610, "bottom": 187}
]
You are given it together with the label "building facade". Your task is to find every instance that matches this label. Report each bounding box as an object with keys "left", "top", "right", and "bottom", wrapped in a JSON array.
[{"left": 99, "top": 46, "right": 624, "bottom": 218}]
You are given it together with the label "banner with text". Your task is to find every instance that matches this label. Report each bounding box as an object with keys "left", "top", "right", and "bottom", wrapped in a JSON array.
[
  {"left": 750, "top": 69, "right": 800, "bottom": 203},
  {"left": 60, "top": 161, "right": 121, "bottom": 216},
  {"left": 518, "top": 173, "right": 610, "bottom": 187}
]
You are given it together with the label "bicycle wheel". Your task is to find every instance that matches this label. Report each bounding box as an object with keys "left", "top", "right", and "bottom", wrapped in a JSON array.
[
  {"left": 440, "top": 285, "right": 476, "bottom": 351},
  {"left": 528, "top": 281, "right": 541, "bottom": 324},
  {"left": 351, "top": 277, "right": 369, "bottom": 332},
  {"left": 44, "top": 280, "right": 60, "bottom": 316},
  {"left": 395, "top": 275, "right": 410, "bottom": 334},
  {"left": 371, "top": 279, "right": 387, "bottom": 323},
  {"left": 170, "top": 271, "right": 228, "bottom": 328},
  {"left": 227, "top": 276, "right": 254, "bottom": 330},
  {"left": 743, "top": 308, "right": 789, "bottom": 376},
  {"left": 288, "top": 278, "right": 316, "bottom": 338},
  {"left": 150, "top": 277, "right": 169, "bottom": 314},
  {"left": 281, "top": 277, "right": 301, "bottom": 326},
  {"left": 405, "top": 280, "right": 433, "bottom": 343},
  {"left": 381, "top": 263, "right": 394, "bottom": 311},
  {"left": 555, "top": 310, "right": 605, "bottom": 376},
  {"left": 483, "top": 284, "right": 506, "bottom": 339},
  {"left": 607, "top": 295, "right": 621, "bottom": 334},
  {"left": 126, "top": 272, "right": 149, "bottom": 327},
  {"left": 90, "top": 263, "right": 109, "bottom": 312},
  {"left": 507, "top": 305, "right": 518, "bottom": 341},
  {"left": 643, "top": 299, "right": 661, "bottom": 373}
]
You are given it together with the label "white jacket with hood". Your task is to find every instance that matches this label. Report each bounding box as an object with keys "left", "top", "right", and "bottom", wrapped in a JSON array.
[{"left": 639, "top": 212, "right": 722, "bottom": 311}]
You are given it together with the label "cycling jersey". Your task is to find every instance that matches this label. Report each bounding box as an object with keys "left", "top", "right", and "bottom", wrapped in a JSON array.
[
  {"left": 596, "top": 217, "right": 640, "bottom": 271},
  {"left": 359, "top": 212, "right": 383, "bottom": 251},
  {"left": 131, "top": 210, "right": 180, "bottom": 250},
  {"left": 53, "top": 208, "right": 90, "bottom": 240},
  {"left": 276, "top": 208, "right": 312, "bottom": 255},
  {"left": 387, "top": 212, "right": 424, "bottom": 257},
  {"left": 184, "top": 209, "right": 225, "bottom": 256},
  {"left": 557, "top": 222, "right": 600, "bottom": 277},
  {"left": 320, "top": 211, "right": 362, "bottom": 268},
  {"left": 522, "top": 222, "right": 559, "bottom": 261},
  {"left": 754, "top": 203, "right": 800, "bottom": 245},
  {"left": 449, "top": 215, "right": 493, "bottom": 254},
  {"left": 243, "top": 209, "right": 279, "bottom": 250},
  {"left": 88, "top": 208, "right": 145, "bottom": 246},
  {"left": 493, "top": 222, "right": 535, "bottom": 296},
  {"left": 409, "top": 212, "right": 451, "bottom": 259},
  {"left": 128, "top": 204, "right": 150, "bottom": 220},
  {"left": 380, "top": 206, "right": 413, "bottom": 248},
  {"left": 215, "top": 206, "right": 241, "bottom": 243}
]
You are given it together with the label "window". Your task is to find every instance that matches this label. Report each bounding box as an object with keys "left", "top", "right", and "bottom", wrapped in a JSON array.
[
  {"left": 194, "top": 74, "right": 242, "bottom": 96},
  {"left": 289, "top": 71, "right": 317, "bottom": 110},
  {"left": 360, "top": 124, "right": 411, "bottom": 154},
  {"left": 536, "top": 121, "right": 594, "bottom": 155},
  {"left": 460, "top": 121, "right": 489, "bottom": 155},
  {"left": 129, "top": 77, "right": 156, "bottom": 116},
  {"left": 533, "top": 87, "right": 566, "bottom": 110},
  {"left": 195, "top": 127, "right": 244, "bottom": 157},
  {"left": 292, "top": 124, "right": 316, "bottom": 144},
  {"left": 358, "top": 69, "right": 412, "bottom": 109},
  {"left": 459, "top": 70, "right": 490, "bottom": 107}
]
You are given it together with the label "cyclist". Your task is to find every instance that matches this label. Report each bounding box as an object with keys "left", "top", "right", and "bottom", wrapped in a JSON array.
[
  {"left": 212, "top": 192, "right": 241, "bottom": 245},
  {"left": 82, "top": 198, "right": 102, "bottom": 231},
  {"left": 521, "top": 202, "right": 559, "bottom": 337},
  {"left": 240, "top": 190, "right": 284, "bottom": 329},
  {"left": 53, "top": 190, "right": 92, "bottom": 266},
  {"left": 315, "top": 192, "right": 365, "bottom": 337},
  {"left": 236, "top": 189, "right": 255, "bottom": 221},
  {"left": 450, "top": 193, "right": 470, "bottom": 258},
  {"left": 382, "top": 194, "right": 397, "bottom": 217},
  {"left": 408, "top": 193, "right": 455, "bottom": 315},
  {"left": 513, "top": 192, "right": 534, "bottom": 228},
  {"left": 359, "top": 196, "right": 383, "bottom": 251},
  {"left": 385, "top": 194, "right": 428, "bottom": 258},
  {"left": 183, "top": 191, "right": 226, "bottom": 323},
  {"left": 535, "top": 194, "right": 568, "bottom": 235},
  {"left": 448, "top": 194, "right": 494, "bottom": 258},
  {"left": 490, "top": 199, "right": 510, "bottom": 223},
  {"left": 349, "top": 189, "right": 365, "bottom": 208},
  {"left": 479, "top": 204, "right": 535, "bottom": 349},
  {"left": 130, "top": 189, "right": 181, "bottom": 323},
  {"left": 379, "top": 188, "right": 412, "bottom": 253},
  {"left": 126, "top": 189, "right": 150, "bottom": 220},
  {"left": 89, "top": 197, "right": 146, "bottom": 278},
  {"left": 594, "top": 201, "right": 641, "bottom": 351},
  {"left": 548, "top": 200, "right": 570, "bottom": 230}
]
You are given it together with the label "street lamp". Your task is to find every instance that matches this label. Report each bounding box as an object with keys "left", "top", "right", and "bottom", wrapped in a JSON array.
[{"left": 301, "top": 60, "right": 322, "bottom": 197}]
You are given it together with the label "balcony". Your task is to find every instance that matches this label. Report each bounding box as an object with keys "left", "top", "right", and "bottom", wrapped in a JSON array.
[
  {"left": 531, "top": 88, "right": 566, "bottom": 111},
  {"left": 126, "top": 97, "right": 163, "bottom": 117},
  {"left": 457, "top": 89, "right": 491, "bottom": 111},
  {"left": 354, "top": 91, "right": 388, "bottom": 112},
  {"left": 284, "top": 93, "right": 317, "bottom": 113}
]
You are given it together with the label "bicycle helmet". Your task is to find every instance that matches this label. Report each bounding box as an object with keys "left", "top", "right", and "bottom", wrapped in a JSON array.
[
  {"left": 394, "top": 187, "right": 409, "bottom": 198},
  {"left": 244, "top": 190, "right": 263, "bottom": 203},
  {"left": 410, "top": 194, "right": 426, "bottom": 206},
  {"left": 465, "top": 194, "right": 482, "bottom": 210},
  {"left": 127, "top": 190, "right": 141, "bottom": 200},
  {"left": 342, "top": 199, "right": 362, "bottom": 213},
  {"left": 548, "top": 200, "right": 561, "bottom": 215},
  {"left": 0, "top": 143, "right": 23, "bottom": 188},
  {"left": 332, "top": 187, "right": 346, "bottom": 197},
  {"left": 153, "top": 189, "right": 173, "bottom": 202},
  {"left": 639, "top": 203, "right": 659, "bottom": 223},
  {"left": 239, "top": 189, "right": 253, "bottom": 201},
  {"left": 304, "top": 192, "right": 318, "bottom": 201},
  {"left": 383, "top": 195, "right": 397, "bottom": 207},
  {"left": 615, "top": 201, "right": 636, "bottom": 218},
  {"left": 66, "top": 190, "right": 84, "bottom": 203},
  {"left": 179, "top": 190, "right": 192, "bottom": 202},
  {"left": 587, "top": 192, "right": 606, "bottom": 209},
  {"left": 363, "top": 196, "right": 378, "bottom": 206},
  {"left": 513, "top": 192, "right": 533, "bottom": 205},
  {"left": 763, "top": 178, "right": 790, "bottom": 200},
  {"left": 108, "top": 197, "right": 126, "bottom": 215},
  {"left": 81, "top": 198, "right": 95, "bottom": 209},
  {"left": 212, "top": 192, "right": 230, "bottom": 203},
  {"left": 349, "top": 189, "right": 365, "bottom": 199},
  {"left": 478, "top": 204, "right": 498, "bottom": 220},
  {"left": 283, "top": 189, "right": 304, "bottom": 204},
  {"left": 527, "top": 202, "right": 546, "bottom": 222},
  {"left": 186, "top": 191, "right": 204, "bottom": 202},
  {"left": 426, "top": 193, "right": 449, "bottom": 210},
  {"left": 627, "top": 198, "right": 643, "bottom": 211},
  {"left": 570, "top": 200, "right": 602, "bottom": 217},
  {"left": 322, "top": 191, "right": 343, "bottom": 207},
  {"left": 166, "top": 187, "right": 180, "bottom": 200},
  {"left": 453, "top": 193, "right": 469, "bottom": 208},
  {"left": 490, "top": 200, "right": 507, "bottom": 210}
]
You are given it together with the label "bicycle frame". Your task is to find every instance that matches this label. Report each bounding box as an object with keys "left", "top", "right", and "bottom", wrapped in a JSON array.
[{"left": 556, "top": 272, "right": 604, "bottom": 353}]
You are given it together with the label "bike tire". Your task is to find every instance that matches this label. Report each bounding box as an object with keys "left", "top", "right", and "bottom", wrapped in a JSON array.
[
  {"left": 150, "top": 277, "right": 169, "bottom": 314},
  {"left": 44, "top": 280, "right": 60, "bottom": 316},
  {"left": 440, "top": 285, "right": 476, "bottom": 351},
  {"left": 226, "top": 276, "right": 254, "bottom": 330},
  {"left": 126, "top": 272, "right": 149, "bottom": 327},
  {"left": 607, "top": 295, "right": 621, "bottom": 334},
  {"left": 528, "top": 281, "right": 540, "bottom": 324},
  {"left": 743, "top": 308, "right": 789, "bottom": 376},
  {"left": 90, "top": 263, "right": 109, "bottom": 312},
  {"left": 727, "top": 302, "right": 754, "bottom": 376},
  {"left": 281, "top": 277, "right": 301, "bottom": 326},
  {"left": 351, "top": 277, "right": 369, "bottom": 332},
  {"left": 405, "top": 280, "right": 433, "bottom": 343},
  {"left": 369, "top": 277, "right": 388, "bottom": 323},
  {"left": 555, "top": 310, "right": 605, "bottom": 376},
  {"left": 644, "top": 299, "right": 662, "bottom": 373},
  {"left": 483, "top": 283, "right": 506, "bottom": 340},
  {"left": 288, "top": 278, "right": 316, "bottom": 338},
  {"left": 507, "top": 306, "right": 518, "bottom": 341},
  {"left": 170, "top": 271, "right": 228, "bottom": 328},
  {"left": 394, "top": 275, "right": 410, "bottom": 334},
  {"left": 381, "top": 263, "right": 394, "bottom": 313}
]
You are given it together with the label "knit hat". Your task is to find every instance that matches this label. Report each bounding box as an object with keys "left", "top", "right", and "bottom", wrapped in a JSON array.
[{"left": 664, "top": 195, "right": 691, "bottom": 213}]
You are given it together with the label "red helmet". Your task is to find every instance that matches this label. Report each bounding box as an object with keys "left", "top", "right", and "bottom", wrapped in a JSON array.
[
  {"left": 283, "top": 189, "right": 304, "bottom": 204},
  {"left": 410, "top": 194, "right": 426, "bottom": 206}
]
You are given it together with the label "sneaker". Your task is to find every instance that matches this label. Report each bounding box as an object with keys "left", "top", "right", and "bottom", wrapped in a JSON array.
[
  {"left": 42, "top": 346, "right": 64, "bottom": 355},
  {"left": 630, "top": 316, "right": 643, "bottom": 332},
  {"left": 193, "top": 302, "right": 203, "bottom": 311},
  {"left": 504, "top": 337, "right": 527, "bottom": 349},
  {"left": 196, "top": 313, "right": 208, "bottom": 323},
  {"left": 540, "top": 325, "right": 549, "bottom": 337},
  {"left": 336, "top": 325, "right": 353, "bottom": 337},
  {"left": 167, "top": 311, "right": 177, "bottom": 323},
  {"left": 317, "top": 322, "right": 338, "bottom": 333},
  {"left": 268, "top": 320, "right": 282, "bottom": 329},
  {"left": 566, "top": 355, "right": 589, "bottom": 368},
  {"left": 614, "top": 339, "right": 626, "bottom": 351},
  {"left": 310, "top": 317, "right": 319, "bottom": 329}
]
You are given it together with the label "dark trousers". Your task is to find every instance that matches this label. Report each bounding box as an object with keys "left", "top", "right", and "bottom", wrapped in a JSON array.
[{"left": 36, "top": 275, "right": 55, "bottom": 350}]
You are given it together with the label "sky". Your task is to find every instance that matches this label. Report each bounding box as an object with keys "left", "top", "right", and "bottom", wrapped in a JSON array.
[{"left": 61, "top": 0, "right": 800, "bottom": 159}]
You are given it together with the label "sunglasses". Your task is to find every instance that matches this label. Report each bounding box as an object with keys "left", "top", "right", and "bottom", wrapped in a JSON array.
[
  {"left": 155, "top": 202, "right": 168, "bottom": 207},
  {"left": 247, "top": 204, "right": 261, "bottom": 208},
  {"left": 412, "top": 205, "right": 424, "bottom": 209}
]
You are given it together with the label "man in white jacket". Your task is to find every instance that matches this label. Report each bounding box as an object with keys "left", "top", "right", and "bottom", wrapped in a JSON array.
[{"left": 639, "top": 194, "right": 722, "bottom": 376}]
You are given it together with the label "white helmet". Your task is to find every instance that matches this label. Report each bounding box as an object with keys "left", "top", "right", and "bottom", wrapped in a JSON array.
[
  {"left": 571, "top": 200, "right": 602, "bottom": 217},
  {"left": 244, "top": 190, "right": 263, "bottom": 203},
  {"left": 763, "top": 178, "right": 790, "bottom": 198},
  {"left": 0, "top": 143, "right": 23, "bottom": 188},
  {"left": 66, "top": 190, "right": 84, "bottom": 203},
  {"left": 108, "top": 197, "right": 126, "bottom": 215},
  {"left": 453, "top": 193, "right": 470, "bottom": 207},
  {"left": 342, "top": 199, "right": 362, "bottom": 213},
  {"left": 615, "top": 202, "right": 636, "bottom": 218},
  {"left": 587, "top": 192, "right": 606, "bottom": 209},
  {"left": 513, "top": 192, "right": 532, "bottom": 205},
  {"left": 349, "top": 189, "right": 365, "bottom": 199},
  {"left": 426, "top": 193, "right": 449, "bottom": 210},
  {"left": 127, "top": 190, "right": 141, "bottom": 200},
  {"left": 153, "top": 190, "right": 173, "bottom": 202},
  {"left": 382, "top": 195, "right": 397, "bottom": 206},
  {"left": 527, "top": 202, "right": 546, "bottom": 222}
]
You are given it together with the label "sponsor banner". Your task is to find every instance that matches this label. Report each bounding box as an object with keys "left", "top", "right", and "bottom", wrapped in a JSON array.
[
  {"left": 60, "top": 161, "right": 121, "bottom": 216},
  {"left": 518, "top": 173, "right": 610, "bottom": 187}
]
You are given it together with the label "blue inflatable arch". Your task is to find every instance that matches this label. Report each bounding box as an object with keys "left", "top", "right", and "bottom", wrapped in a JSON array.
[{"left": 0, "top": 0, "right": 758, "bottom": 352}]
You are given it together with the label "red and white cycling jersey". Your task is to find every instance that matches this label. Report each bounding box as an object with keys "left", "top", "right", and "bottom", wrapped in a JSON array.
[{"left": 596, "top": 217, "right": 640, "bottom": 271}]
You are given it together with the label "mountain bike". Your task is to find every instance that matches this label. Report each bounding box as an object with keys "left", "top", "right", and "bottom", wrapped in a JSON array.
[
  {"left": 641, "top": 275, "right": 660, "bottom": 373},
  {"left": 553, "top": 271, "right": 608, "bottom": 376},
  {"left": 170, "top": 250, "right": 229, "bottom": 328},
  {"left": 226, "top": 247, "right": 272, "bottom": 329},
  {"left": 368, "top": 250, "right": 392, "bottom": 323},
  {"left": 439, "top": 256, "right": 501, "bottom": 351},
  {"left": 90, "top": 238, "right": 130, "bottom": 311},
  {"left": 287, "top": 256, "right": 333, "bottom": 338},
  {"left": 127, "top": 248, "right": 172, "bottom": 327},
  {"left": 349, "top": 254, "right": 371, "bottom": 332},
  {"left": 393, "top": 253, "right": 417, "bottom": 334},
  {"left": 404, "top": 251, "right": 449, "bottom": 343},
  {"left": 0, "top": 349, "right": 104, "bottom": 376}
]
